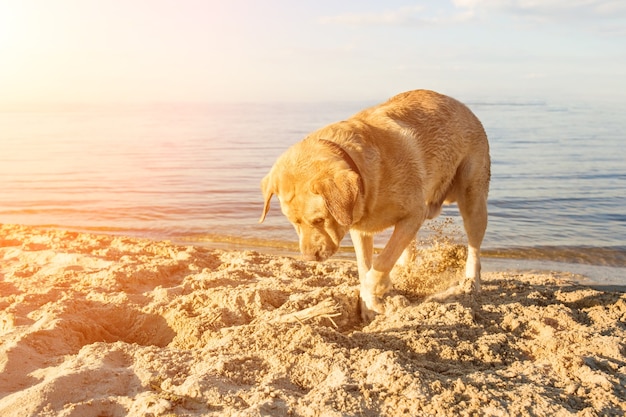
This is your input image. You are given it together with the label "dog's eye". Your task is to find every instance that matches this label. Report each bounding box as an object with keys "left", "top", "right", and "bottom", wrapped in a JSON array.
[{"left": 312, "top": 218, "right": 325, "bottom": 226}]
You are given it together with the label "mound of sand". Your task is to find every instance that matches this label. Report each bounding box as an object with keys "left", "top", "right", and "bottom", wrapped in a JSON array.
[{"left": 1, "top": 223, "right": 625, "bottom": 416}]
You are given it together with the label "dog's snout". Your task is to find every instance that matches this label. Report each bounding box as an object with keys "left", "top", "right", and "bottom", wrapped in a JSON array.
[
  {"left": 302, "top": 251, "right": 324, "bottom": 262},
  {"left": 298, "top": 230, "right": 338, "bottom": 262}
]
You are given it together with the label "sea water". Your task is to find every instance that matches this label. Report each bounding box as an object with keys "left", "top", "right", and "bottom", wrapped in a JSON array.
[{"left": 1, "top": 98, "right": 625, "bottom": 283}]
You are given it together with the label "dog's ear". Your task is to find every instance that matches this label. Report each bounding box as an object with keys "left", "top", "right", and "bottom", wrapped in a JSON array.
[
  {"left": 315, "top": 170, "right": 360, "bottom": 226},
  {"left": 259, "top": 173, "right": 274, "bottom": 223}
]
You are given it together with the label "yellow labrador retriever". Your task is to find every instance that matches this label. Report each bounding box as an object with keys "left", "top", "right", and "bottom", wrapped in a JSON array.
[{"left": 260, "top": 90, "right": 490, "bottom": 320}]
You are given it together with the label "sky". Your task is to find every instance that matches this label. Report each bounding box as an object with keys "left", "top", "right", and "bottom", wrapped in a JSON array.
[{"left": 1, "top": 0, "right": 625, "bottom": 104}]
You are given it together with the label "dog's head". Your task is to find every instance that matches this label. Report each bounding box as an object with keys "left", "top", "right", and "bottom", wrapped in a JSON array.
[{"left": 259, "top": 140, "right": 362, "bottom": 261}]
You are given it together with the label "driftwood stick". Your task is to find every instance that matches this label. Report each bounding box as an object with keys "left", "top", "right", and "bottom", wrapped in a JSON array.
[{"left": 272, "top": 298, "right": 341, "bottom": 327}]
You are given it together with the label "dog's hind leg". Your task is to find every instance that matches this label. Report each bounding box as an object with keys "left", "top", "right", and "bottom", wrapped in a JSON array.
[{"left": 457, "top": 184, "right": 488, "bottom": 293}]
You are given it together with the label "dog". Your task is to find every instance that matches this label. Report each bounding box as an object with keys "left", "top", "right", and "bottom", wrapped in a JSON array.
[{"left": 260, "top": 90, "right": 490, "bottom": 320}]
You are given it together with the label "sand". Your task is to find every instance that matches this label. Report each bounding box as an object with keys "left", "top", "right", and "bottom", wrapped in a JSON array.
[{"left": 1, "top": 223, "right": 625, "bottom": 417}]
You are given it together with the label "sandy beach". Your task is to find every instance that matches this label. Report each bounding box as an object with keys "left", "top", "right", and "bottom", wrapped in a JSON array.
[{"left": 1, "top": 223, "right": 625, "bottom": 416}]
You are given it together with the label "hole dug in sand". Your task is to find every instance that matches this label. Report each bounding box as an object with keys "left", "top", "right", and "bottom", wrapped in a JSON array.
[
  {"left": 29, "top": 297, "right": 177, "bottom": 354},
  {"left": 0, "top": 296, "right": 175, "bottom": 403}
]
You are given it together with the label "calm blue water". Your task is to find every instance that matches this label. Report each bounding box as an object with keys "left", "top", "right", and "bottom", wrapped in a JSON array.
[{"left": 1, "top": 98, "right": 625, "bottom": 276}]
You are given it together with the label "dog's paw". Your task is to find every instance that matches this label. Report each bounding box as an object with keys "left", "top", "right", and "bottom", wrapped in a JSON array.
[
  {"left": 359, "top": 269, "right": 391, "bottom": 321},
  {"left": 359, "top": 293, "right": 385, "bottom": 322}
]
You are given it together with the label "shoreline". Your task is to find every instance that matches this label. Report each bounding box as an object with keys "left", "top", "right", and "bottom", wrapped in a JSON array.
[
  {"left": 1, "top": 223, "right": 625, "bottom": 416},
  {"left": 3, "top": 222, "right": 625, "bottom": 292},
  {"left": 172, "top": 233, "right": 626, "bottom": 289},
  {"left": 11, "top": 222, "right": 626, "bottom": 285}
]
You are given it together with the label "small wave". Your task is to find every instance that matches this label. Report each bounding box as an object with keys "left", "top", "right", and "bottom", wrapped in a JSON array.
[
  {"left": 174, "top": 233, "right": 357, "bottom": 260},
  {"left": 483, "top": 246, "right": 626, "bottom": 268},
  {"left": 175, "top": 232, "right": 626, "bottom": 268}
]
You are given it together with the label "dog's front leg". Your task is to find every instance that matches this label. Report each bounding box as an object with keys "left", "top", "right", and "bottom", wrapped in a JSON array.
[
  {"left": 350, "top": 230, "right": 373, "bottom": 280},
  {"left": 359, "top": 218, "right": 422, "bottom": 321}
]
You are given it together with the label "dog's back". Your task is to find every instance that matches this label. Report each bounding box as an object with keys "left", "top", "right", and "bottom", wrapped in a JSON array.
[{"left": 352, "top": 89, "right": 490, "bottom": 219}]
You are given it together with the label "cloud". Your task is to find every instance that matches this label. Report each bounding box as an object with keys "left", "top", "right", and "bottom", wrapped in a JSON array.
[
  {"left": 453, "top": 0, "right": 626, "bottom": 23},
  {"left": 317, "top": 1, "right": 626, "bottom": 39},
  {"left": 318, "top": 5, "right": 475, "bottom": 28}
]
